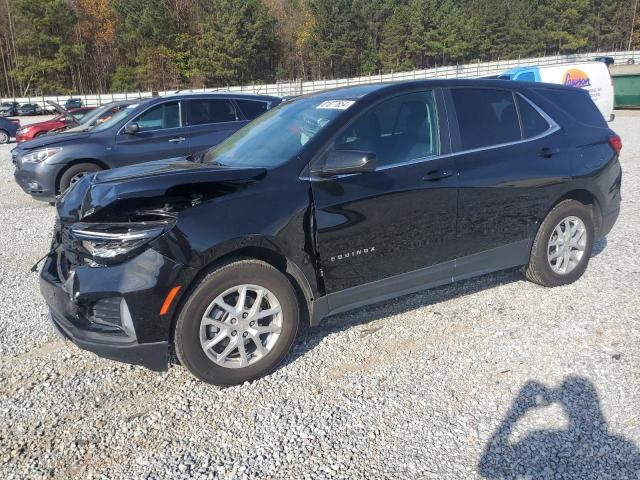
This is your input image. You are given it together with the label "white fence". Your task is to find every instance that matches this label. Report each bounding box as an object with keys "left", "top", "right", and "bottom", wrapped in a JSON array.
[{"left": 3, "top": 50, "right": 639, "bottom": 108}]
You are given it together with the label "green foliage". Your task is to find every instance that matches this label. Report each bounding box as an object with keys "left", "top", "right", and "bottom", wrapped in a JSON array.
[{"left": 0, "top": 0, "right": 637, "bottom": 96}]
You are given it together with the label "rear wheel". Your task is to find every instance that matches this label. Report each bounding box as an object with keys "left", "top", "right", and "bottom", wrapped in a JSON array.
[
  {"left": 58, "top": 163, "right": 102, "bottom": 194},
  {"left": 175, "top": 259, "right": 299, "bottom": 385},
  {"left": 0, "top": 129, "right": 8, "bottom": 144},
  {"left": 525, "top": 200, "right": 595, "bottom": 287}
]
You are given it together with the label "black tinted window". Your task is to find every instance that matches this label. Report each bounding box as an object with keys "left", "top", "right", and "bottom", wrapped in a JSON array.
[
  {"left": 236, "top": 99, "right": 269, "bottom": 120},
  {"left": 517, "top": 95, "right": 550, "bottom": 138},
  {"left": 135, "top": 102, "right": 180, "bottom": 131},
  {"left": 334, "top": 91, "right": 439, "bottom": 167},
  {"left": 451, "top": 88, "right": 520, "bottom": 150},
  {"left": 537, "top": 88, "right": 606, "bottom": 127},
  {"left": 187, "top": 99, "right": 238, "bottom": 125}
]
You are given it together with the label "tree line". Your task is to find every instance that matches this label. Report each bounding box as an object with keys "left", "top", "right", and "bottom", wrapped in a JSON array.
[{"left": 0, "top": 0, "right": 638, "bottom": 97}]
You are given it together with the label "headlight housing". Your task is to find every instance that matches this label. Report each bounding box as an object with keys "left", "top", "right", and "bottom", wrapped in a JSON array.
[
  {"left": 21, "top": 147, "right": 62, "bottom": 164},
  {"left": 70, "top": 219, "right": 174, "bottom": 264}
]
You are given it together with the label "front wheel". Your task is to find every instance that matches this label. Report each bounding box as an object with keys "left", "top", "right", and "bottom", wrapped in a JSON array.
[
  {"left": 174, "top": 259, "right": 299, "bottom": 385},
  {"left": 58, "top": 163, "right": 102, "bottom": 194},
  {"left": 0, "top": 129, "right": 9, "bottom": 144},
  {"left": 525, "top": 200, "right": 595, "bottom": 287}
]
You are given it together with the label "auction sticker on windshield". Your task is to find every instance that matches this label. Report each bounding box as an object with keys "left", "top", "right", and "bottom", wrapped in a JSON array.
[{"left": 316, "top": 100, "right": 355, "bottom": 110}]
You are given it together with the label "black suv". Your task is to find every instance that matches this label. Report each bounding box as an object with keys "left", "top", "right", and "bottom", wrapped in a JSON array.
[
  {"left": 40, "top": 80, "right": 622, "bottom": 385},
  {"left": 12, "top": 93, "right": 281, "bottom": 201}
]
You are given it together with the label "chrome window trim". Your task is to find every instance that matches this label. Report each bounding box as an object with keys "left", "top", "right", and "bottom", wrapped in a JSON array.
[
  {"left": 306, "top": 91, "right": 560, "bottom": 181},
  {"left": 117, "top": 100, "right": 184, "bottom": 135}
]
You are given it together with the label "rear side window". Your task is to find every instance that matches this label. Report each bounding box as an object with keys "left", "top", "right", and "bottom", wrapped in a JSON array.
[
  {"left": 451, "top": 88, "right": 521, "bottom": 150},
  {"left": 186, "top": 99, "right": 238, "bottom": 125},
  {"left": 516, "top": 95, "right": 550, "bottom": 138},
  {"left": 236, "top": 99, "right": 269, "bottom": 120},
  {"left": 135, "top": 102, "right": 180, "bottom": 131},
  {"left": 538, "top": 88, "right": 606, "bottom": 127}
]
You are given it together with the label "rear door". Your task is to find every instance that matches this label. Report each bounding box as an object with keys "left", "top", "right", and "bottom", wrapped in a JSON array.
[
  {"left": 184, "top": 98, "right": 247, "bottom": 155},
  {"left": 311, "top": 90, "right": 459, "bottom": 300},
  {"left": 114, "top": 100, "right": 190, "bottom": 167},
  {"left": 446, "top": 87, "right": 569, "bottom": 278}
]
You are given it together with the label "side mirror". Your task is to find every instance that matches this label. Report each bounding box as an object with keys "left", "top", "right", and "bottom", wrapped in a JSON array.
[
  {"left": 124, "top": 122, "right": 140, "bottom": 135},
  {"left": 313, "top": 150, "right": 377, "bottom": 178}
]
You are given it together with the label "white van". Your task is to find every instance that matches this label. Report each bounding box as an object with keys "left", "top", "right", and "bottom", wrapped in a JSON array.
[{"left": 499, "top": 61, "right": 615, "bottom": 121}]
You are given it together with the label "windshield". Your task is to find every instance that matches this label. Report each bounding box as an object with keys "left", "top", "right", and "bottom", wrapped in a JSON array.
[
  {"left": 203, "top": 97, "right": 353, "bottom": 168},
  {"left": 91, "top": 103, "right": 140, "bottom": 132}
]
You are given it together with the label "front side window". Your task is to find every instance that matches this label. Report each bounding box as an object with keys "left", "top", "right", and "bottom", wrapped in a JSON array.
[
  {"left": 186, "top": 99, "right": 238, "bottom": 126},
  {"left": 333, "top": 91, "right": 439, "bottom": 167},
  {"left": 451, "top": 88, "right": 521, "bottom": 150},
  {"left": 134, "top": 102, "right": 181, "bottom": 132}
]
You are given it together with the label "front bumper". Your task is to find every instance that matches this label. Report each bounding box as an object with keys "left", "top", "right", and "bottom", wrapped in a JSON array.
[
  {"left": 13, "top": 159, "right": 61, "bottom": 201},
  {"left": 39, "top": 246, "right": 191, "bottom": 371}
]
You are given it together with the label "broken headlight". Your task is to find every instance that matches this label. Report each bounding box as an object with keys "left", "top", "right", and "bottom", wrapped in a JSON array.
[{"left": 70, "top": 219, "right": 174, "bottom": 263}]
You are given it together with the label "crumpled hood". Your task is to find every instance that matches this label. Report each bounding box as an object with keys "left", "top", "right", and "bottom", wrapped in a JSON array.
[{"left": 57, "top": 158, "right": 267, "bottom": 222}]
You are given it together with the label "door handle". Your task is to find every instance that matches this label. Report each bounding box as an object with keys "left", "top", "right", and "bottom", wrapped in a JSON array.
[
  {"left": 168, "top": 137, "right": 186, "bottom": 143},
  {"left": 539, "top": 147, "right": 560, "bottom": 159},
  {"left": 422, "top": 169, "right": 453, "bottom": 181}
]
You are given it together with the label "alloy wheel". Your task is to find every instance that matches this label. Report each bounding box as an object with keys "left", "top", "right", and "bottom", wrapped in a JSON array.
[
  {"left": 0, "top": 131, "right": 8, "bottom": 144},
  {"left": 547, "top": 216, "right": 587, "bottom": 274},
  {"left": 199, "top": 284, "right": 283, "bottom": 369}
]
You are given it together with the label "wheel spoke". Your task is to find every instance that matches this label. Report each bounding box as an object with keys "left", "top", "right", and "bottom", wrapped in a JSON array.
[
  {"left": 236, "top": 285, "right": 247, "bottom": 312},
  {"left": 249, "top": 288, "right": 265, "bottom": 317},
  {"left": 217, "top": 338, "right": 238, "bottom": 362},
  {"left": 202, "top": 318, "right": 229, "bottom": 330},
  {"left": 213, "top": 299, "right": 235, "bottom": 315},
  {"left": 255, "top": 306, "right": 281, "bottom": 320},
  {"left": 253, "top": 323, "right": 282, "bottom": 335},
  {"left": 237, "top": 340, "right": 249, "bottom": 367},
  {"left": 249, "top": 332, "right": 267, "bottom": 356},
  {"left": 549, "top": 249, "right": 563, "bottom": 260},
  {"left": 204, "top": 331, "right": 228, "bottom": 350}
]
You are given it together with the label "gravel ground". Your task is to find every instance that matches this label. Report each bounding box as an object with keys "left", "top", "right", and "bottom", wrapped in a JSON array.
[{"left": 1, "top": 113, "right": 639, "bottom": 479}]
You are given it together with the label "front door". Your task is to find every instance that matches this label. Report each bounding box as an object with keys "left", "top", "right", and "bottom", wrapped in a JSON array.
[
  {"left": 114, "top": 100, "right": 191, "bottom": 167},
  {"left": 310, "top": 90, "right": 459, "bottom": 301}
]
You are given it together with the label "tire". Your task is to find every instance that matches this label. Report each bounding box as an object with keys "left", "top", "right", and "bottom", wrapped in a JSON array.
[
  {"left": 175, "top": 258, "right": 299, "bottom": 385},
  {"left": 58, "top": 162, "right": 102, "bottom": 194},
  {"left": 0, "top": 129, "right": 9, "bottom": 144},
  {"left": 525, "top": 200, "right": 595, "bottom": 287},
  {"left": 34, "top": 131, "right": 47, "bottom": 138}
]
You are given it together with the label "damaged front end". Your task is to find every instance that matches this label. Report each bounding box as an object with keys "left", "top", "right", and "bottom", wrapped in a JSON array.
[{"left": 40, "top": 159, "right": 266, "bottom": 370}]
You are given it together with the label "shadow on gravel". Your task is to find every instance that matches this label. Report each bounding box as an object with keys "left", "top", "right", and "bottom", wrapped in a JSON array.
[
  {"left": 478, "top": 377, "right": 640, "bottom": 479},
  {"left": 283, "top": 267, "right": 522, "bottom": 368},
  {"left": 592, "top": 237, "right": 608, "bottom": 257}
]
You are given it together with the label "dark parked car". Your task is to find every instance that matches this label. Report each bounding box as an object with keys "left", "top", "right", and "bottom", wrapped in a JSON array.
[
  {"left": 17, "top": 103, "right": 43, "bottom": 116},
  {"left": 64, "top": 98, "right": 83, "bottom": 109},
  {"left": 0, "top": 117, "right": 20, "bottom": 143},
  {"left": 0, "top": 101, "right": 19, "bottom": 117},
  {"left": 39, "top": 80, "right": 621, "bottom": 385},
  {"left": 12, "top": 93, "right": 280, "bottom": 200}
]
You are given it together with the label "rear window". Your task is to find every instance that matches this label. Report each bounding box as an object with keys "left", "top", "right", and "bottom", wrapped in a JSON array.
[
  {"left": 236, "top": 99, "right": 269, "bottom": 120},
  {"left": 186, "top": 99, "right": 238, "bottom": 125},
  {"left": 537, "top": 88, "right": 606, "bottom": 127},
  {"left": 451, "top": 88, "right": 521, "bottom": 150}
]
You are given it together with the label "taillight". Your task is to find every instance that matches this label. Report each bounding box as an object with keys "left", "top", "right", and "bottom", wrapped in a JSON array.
[{"left": 608, "top": 135, "right": 622, "bottom": 154}]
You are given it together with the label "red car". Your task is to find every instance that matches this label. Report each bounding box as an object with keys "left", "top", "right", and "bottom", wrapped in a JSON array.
[{"left": 15, "top": 107, "right": 95, "bottom": 143}]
